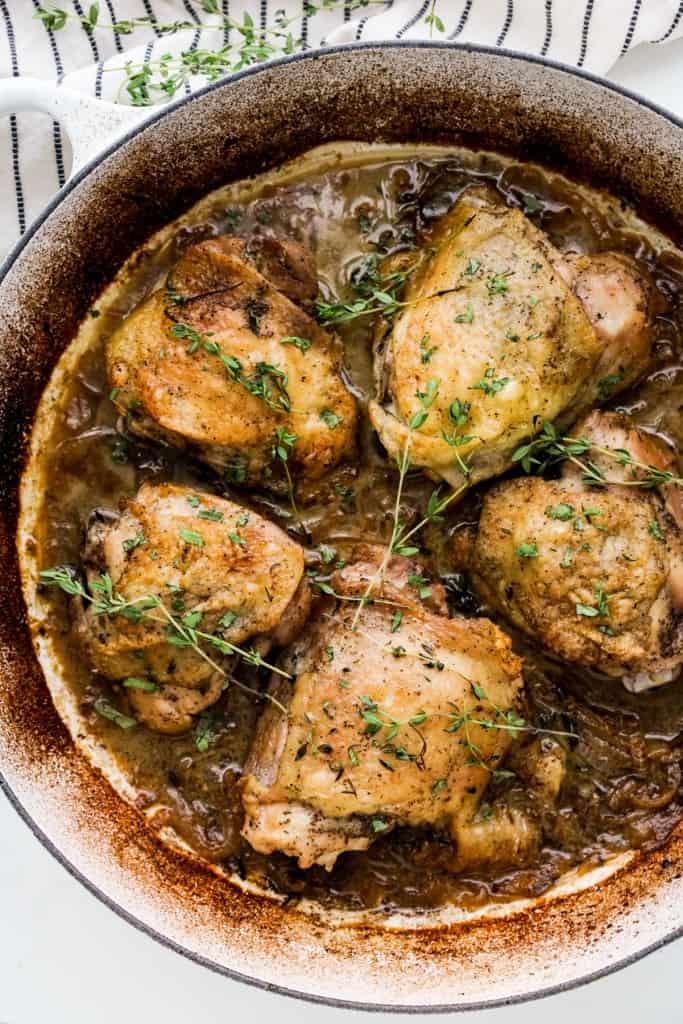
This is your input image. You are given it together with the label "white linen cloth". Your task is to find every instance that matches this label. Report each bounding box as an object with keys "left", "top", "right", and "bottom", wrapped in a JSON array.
[{"left": 1, "top": 0, "right": 683, "bottom": 261}]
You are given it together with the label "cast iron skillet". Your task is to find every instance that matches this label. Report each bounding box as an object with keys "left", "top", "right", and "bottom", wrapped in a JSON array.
[{"left": 1, "top": 42, "right": 683, "bottom": 1012}]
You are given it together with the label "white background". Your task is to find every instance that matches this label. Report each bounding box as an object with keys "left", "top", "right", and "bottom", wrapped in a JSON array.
[{"left": 3, "top": 38, "right": 683, "bottom": 1024}]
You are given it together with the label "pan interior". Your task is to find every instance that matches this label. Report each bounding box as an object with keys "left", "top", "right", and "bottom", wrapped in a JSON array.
[{"left": 18, "top": 138, "right": 683, "bottom": 930}]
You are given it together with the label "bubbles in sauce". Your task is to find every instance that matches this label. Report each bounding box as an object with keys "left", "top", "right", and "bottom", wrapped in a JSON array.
[{"left": 36, "top": 148, "right": 683, "bottom": 915}]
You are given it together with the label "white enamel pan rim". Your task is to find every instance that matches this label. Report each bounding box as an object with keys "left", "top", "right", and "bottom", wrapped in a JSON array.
[{"left": 1, "top": 39, "right": 682, "bottom": 1012}]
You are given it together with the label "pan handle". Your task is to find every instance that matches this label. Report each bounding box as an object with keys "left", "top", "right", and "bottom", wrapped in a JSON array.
[{"left": 0, "top": 76, "right": 149, "bottom": 176}]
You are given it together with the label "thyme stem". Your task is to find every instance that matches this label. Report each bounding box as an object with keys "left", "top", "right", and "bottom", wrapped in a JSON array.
[
  {"left": 513, "top": 421, "right": 683, "bottom": 490},
  {"left": 350, "top": 434, "right": 412, "bottom": 631},
  {"left": 394, "top": 481, "right": 468, "bottom": 549}
]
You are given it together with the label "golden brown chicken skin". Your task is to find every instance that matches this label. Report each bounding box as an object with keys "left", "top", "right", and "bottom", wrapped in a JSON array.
[
  {"left": 370, "top": 187, "right": 653, "bottom": 492},
  {"left": 107, "top": 236, "right": 357, "bottom": 490},
  {"left": 470, "top": 412, "right": 683, "bottom": 691},
  {"left": 78, "top": 481, "right": 310, "bottom": 733},
  {"left": 241, "top": 553, "right": 526, "bottom": 871}
]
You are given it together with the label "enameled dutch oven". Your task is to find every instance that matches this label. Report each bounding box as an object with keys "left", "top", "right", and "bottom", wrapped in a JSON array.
[{"left": 1, "top": 42, "right": 683, "bottom": 1011}]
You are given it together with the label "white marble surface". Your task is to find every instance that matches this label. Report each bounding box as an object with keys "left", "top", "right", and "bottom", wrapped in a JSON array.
[{"left": 3, "top": 37, "right": 683, "bottom": 1023}]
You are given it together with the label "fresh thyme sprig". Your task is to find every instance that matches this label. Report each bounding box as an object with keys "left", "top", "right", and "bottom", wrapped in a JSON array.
[
  {"left": 39, "top": 566, "right": 291, "bottom": 717},
  {"left": 35, "top": 2, "right": 397, "bottom": 107},
  {"left": 350, "top": 380, "right": 438, "bottom": 629},
  {"left": 354, "top": 681, "right": 575, "bottom": 780},
  {"left": 359, "top": 695, "right": 428, "bottom": 768},
  {"left": 443, "top": 687, "right": 519, "bottom": 780},
  {"left": 317, "top": 250, "right": 465, "bottom": 328},
  {"left": 393, "top": 481, "right": 469, "bottom": 553},
  {"left": 171, "top": 323, "right": 291, "bottom": 413},
  {"left": 512, "top": 420, "right": 683, "bottom": 489},
  {"left": 316, "top": 264, "right": 417, "bottom": 326},
  {"left": 446, "top": 690, "right": 574, "bottom": 780},
  {"left": 350, "top": 377, "right": 474, "bottom": 628},
  {"left": 311, "top": 611, "right": 575, "bottom": 779},
  {"left": 316, "top": 292, "right": 408, "bottom": 326},
  {"left": 316, "top": 280, "right": 464, "bottom": 328},
  {"left": 37, "top": 0, "right": 379, "bottom": 37}
]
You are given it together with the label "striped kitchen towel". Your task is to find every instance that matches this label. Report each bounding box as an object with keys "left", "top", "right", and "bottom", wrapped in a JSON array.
[{"left": 1, "top": 0, "right": 683, "bottom": 261}]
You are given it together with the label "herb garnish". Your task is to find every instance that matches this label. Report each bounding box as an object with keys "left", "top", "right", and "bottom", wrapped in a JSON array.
[
  {"left": 454, "top": 303, "right": 474, "bottom": 324},
  {"left": 545, "top": 503, "right": 574, "bottom": 521},
  {"left": 408, "top": 573, "right": 432, "bottom": 600},
  {"left": 420, "top": 333, "right": 437, "bottom": 363},
  {"left": 179, "top": 527, "right": 204, "bottom": 547},
  {"left": 172, "top": 322, "right": 291, "bottom": 412},
  {"left": 122, "top": 531, "right": 146, "bottom": 553},
  {"left": 320, "top": 409, "right": 343, "bottom": 429},
  {"left": 123, "top": 677, "right": 157, "bottom": 693},
  {"left": 344, "top": 681, "right": 575, "bottom": 780},
  {"left": 318, "top": 544, "right": 336, "bottom": 564},
  {"left": 36, "top": 4, "right": 395, "bottom": 107},
  {"left": 316, "top": 273, "right": 414, "bottom": 326},
  {"left": 512, "top": 420, "right": 683, "bottom": 490},
  {"left": 515, "top": 543, "right": 538, "bottom": 558},
  {"left": 335, "top": 483, "right": 355, "bottom": 505},
  {"left": 351, "top": 378, "right": 472, "bottom": 628},
  {"left": 523, "top": 193, "right": 543, "bottom": 215},
  {"left": 597, "top": 372, "right": 624, "bottom": 401},
  {"left": 39, "top": 568, "right": 292, "bottom": 710},
  {"left": 110, "top": 439, "right": 129, "bottom": 464},
  {"left": 198, "top": 508, "right": 223, "bottom": 522},
  {"left": 470, "top": 367, "right": 510, "bottom": 396},
  {"left": 576, "top": 583, "right": 610, "bottom": 620},
  {"left": 95, "top": 699, "right": 136, "bottom": 730},
  {"left": 281, "top": 335, "right": 312, "bottom": 352},
  {"left": 486, "top": 271, "right": 512, "bottom": 295},
  {"left": 194, "top": 712, "right": 213, "bottom": 753}
]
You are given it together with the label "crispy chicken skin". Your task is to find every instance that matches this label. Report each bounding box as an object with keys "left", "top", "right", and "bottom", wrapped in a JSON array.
[
  {"left": 470, "top": 412, "right": 683, "bottom": 691},
  {"left": 370, "top": 187, "right": 653, "bottom": 491},
  {"left": 240, "top": 553, "right": 525, "bottom": 871},
  {"left": 78, "top": 481, "right": 310, "bottom": 733},
  {"left": 107, "top": 236, "right": 357, "bottom": 489}
]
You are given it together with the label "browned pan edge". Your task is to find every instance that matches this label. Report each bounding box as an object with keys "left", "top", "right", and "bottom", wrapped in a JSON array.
[{"left": 1, "top": 41, "right": 683, "bottom": 1011}]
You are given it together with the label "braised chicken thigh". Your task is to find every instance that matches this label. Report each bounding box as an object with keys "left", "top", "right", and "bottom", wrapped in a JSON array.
[
  {"left": 78, "top": 482, "right": 310, "bottom": 733},
  {"left": 241, "top": 553, "right": 527, "bottom": 870},
  {"left": 107, "top": 236, "right": 357, "bottom": 489},
  {"left": 566, "top": 251, "right": 653, "bottom": 403},
  {"left": 370, "top": 187, "right": 653, "bottom": 491},
  {"left": 470, "top": 412, "right": 683, "bottom": 690}
]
